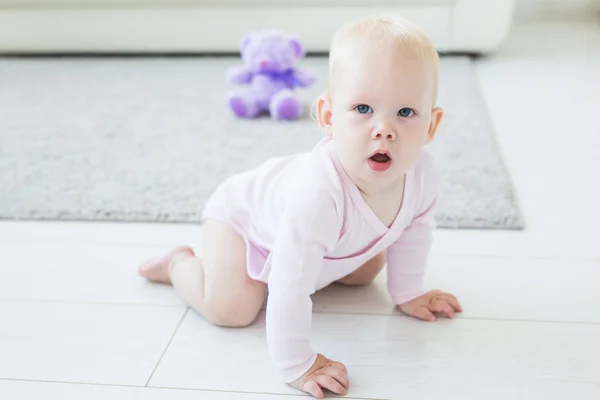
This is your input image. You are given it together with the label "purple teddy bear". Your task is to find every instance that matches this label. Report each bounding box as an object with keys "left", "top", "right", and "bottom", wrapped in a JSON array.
[{"left": 226, "top": 29, "right": 316, "bottom": 120}]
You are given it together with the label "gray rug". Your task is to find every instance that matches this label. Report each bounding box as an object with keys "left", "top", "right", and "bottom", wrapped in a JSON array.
[{"left": 0, "top": 56, "right": 523, "bottom": 229}]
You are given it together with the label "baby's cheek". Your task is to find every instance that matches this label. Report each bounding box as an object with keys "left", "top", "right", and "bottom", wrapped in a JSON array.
[{"left": 334, "top": 120, "right": 356, "bottom": 137}]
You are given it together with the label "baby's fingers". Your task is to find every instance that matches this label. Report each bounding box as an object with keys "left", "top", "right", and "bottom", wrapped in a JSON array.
[
  {"left": 430, "top": 299, "right": 455, "bottom": 318},
  {"left": 314, "top": 374, "right": 348, "bottom": 396},
  {"left": 331, "top": 360, "right": 348, "bottom": 375},
  {"left": 303, "top": 380, "right": 325, "bottom": 399},
  {"left": 435, "top": 294, "right": 463, "bottom": 312},
  {"left": 322, "top": 365, "right": 350, "bottom": 389},
  {"left": 407, "top": 305, "right": 436, "bottom": 321},
  {"left": 304, "top": 375, "right": 347, "bottom": 398}
]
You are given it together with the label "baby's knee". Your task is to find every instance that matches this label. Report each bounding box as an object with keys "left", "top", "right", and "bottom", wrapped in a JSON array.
[
  {"left": 200, "top": 298, "right": 258, "bottom": 328},
  {"left": 336, "top": 273, "right": 377, "bottom": 286}
]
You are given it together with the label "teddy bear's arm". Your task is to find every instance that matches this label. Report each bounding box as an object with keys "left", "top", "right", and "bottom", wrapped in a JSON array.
[
  {"left": 226, "top": 65, "right": 253, "bottom": 85},
  {"left": 291, "top": 67, "right": 316, "bottom": 88}
]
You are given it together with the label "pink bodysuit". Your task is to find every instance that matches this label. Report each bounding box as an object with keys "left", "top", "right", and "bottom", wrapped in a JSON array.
[{"left": 201, "top": 136, "right": 439, "bottom": 383}]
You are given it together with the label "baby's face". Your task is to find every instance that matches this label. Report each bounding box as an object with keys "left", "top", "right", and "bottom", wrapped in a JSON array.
[{"left": 322, "top": 42, "right": 442, "bottom": 190}]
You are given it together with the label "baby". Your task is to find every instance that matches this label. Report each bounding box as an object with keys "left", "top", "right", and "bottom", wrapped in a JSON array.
[{"left": 138, "top": 14, "right": 462, "bottom": 399}]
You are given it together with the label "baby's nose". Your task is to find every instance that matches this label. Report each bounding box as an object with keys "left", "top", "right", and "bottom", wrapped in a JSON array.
[{"left": 372, "top": 126, "right": 397, "bottom": 141}]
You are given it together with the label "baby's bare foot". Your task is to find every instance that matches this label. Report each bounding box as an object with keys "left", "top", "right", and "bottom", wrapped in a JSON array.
[{"left": 138, "top": 246, "right": 195, "bottom": 284}]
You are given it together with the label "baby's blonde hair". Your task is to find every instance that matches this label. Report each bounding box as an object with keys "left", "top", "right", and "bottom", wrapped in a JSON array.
[{"left": 311, "top": 14, "right": 440, "bottom": 119}]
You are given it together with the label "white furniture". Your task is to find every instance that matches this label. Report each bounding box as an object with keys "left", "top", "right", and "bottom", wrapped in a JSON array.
[{"left": 0, "top": 0, "right": 517, "bottom": 54}]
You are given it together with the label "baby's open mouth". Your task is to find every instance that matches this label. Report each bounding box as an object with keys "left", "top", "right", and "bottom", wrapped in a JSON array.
[
  {"left": 368, "top": 151, "right": 392, "bottom": 172},
  {"left": 370, "top": 153, "right": 391, "bottom": 163}
]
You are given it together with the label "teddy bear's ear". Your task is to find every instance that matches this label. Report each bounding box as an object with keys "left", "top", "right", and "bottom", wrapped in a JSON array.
[
  {"left": 288, "top": 36, "right": 305, "bottom": 58},
  {"left": 240, "top": 34, "right": 253, "bottom": 52}
]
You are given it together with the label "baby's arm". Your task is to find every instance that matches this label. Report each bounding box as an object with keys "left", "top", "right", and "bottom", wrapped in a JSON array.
[
  {"left": 385, "top": 193, "right": 437, "bottom": 306},
  {"left": 386, "top": 166, "right": 462, "bottom": 320},
  {"left": 226, "top": 64, "right": 253, "bottom": 85},
  {"left": 265, "top": 192, "right": 342, "bottom": 386}
]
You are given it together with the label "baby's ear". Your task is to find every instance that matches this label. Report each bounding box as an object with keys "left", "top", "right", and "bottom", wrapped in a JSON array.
[
  {"left": 316, "top": 94, "right": 333, "bottom": 136},
  {"left": 288, "top": 36, "right": 305, "bottom": 58},
  {"left": 427, "top": 107, "right": 444, "bottom": 143}
]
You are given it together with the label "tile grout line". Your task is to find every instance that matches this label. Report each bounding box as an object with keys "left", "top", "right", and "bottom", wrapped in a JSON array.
[
  {"left": 1, "top": 236, "right": 599, "bottom": 262},
  {"left": 2, "top": 239, "right": 599, "bottom": 262},
  {"left": 430, "top": 252, "right": 600, "bottom": 262},
  {"left": 0, "top": 298, "right": 184, "bottom": 308},
  {"left": 1, "top": 298, "right": 600, "bottom": 326},
  {"left": 311, "top": 310, "right": 600, "bottom": 326},
  {"left": 0, "top": 377, "right": 389, "bottom": 400},
  {"left": 148, "top": 383, "right": 390, "bottom": 400},
  {"left": 0, "top": 378, "right": 143, "bottom": 388},
  {"left": 144, "top": 307, "right": 190, "bottom": 387}
]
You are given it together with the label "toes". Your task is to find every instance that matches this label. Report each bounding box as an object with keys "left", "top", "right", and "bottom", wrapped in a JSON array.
[
  {"left": 138, "top": 246, "right": 193, "bottom": 283},
  {"left": 138, "top": 258, "right": 160, "bottom": 275},
  {"left": 138, "top": 258, "right": 170, "bottom": 283},
  {"left": 168, "top": 246, "right": 195, "bottom": 258}
]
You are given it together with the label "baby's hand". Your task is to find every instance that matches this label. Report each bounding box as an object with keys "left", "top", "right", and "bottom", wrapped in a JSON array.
[
  {"left": 290, "top": 353, "right": 349, "bottom": 399},
  {"left": 398, "top": 289, "right": 462, "bottom": 321}
]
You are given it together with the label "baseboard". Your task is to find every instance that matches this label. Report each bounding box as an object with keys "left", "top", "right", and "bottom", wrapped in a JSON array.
[
  {"left": 516, "top": 0, "right": 600, "bottom": 18},
  {"left": 0, "top": 1, "right": 517, "bottom": 54}
]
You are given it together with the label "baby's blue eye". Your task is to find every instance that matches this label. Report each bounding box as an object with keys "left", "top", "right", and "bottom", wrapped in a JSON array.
[
  {"left": 398, "top": 108, "right": 414, "bottom": 117},
  {"left": 355, "top": 104, "right": 372, "bottom": 114}
]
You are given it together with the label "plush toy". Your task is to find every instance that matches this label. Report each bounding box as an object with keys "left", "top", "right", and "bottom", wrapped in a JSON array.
[{"left": 226, "top": 29, "right": 316, "bottom": 120}]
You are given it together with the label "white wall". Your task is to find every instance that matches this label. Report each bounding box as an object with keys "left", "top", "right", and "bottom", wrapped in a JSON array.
[{"left": 516, "top": 0, "right": 600, "bottom": 17}]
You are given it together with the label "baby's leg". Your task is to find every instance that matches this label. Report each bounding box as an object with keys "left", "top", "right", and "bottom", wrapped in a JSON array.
[
  {"left": 139, "top": 220, "right": 266, "bottom": 327},
  {"left": 336, "top": 252, "right": 386, "bottom": 286}
]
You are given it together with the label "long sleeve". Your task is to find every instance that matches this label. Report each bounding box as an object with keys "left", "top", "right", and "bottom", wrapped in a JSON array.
[
  {"left": 385, "top": 148, "right": 441, "bottom": 305},
  {"left": 265, "top": 192, "right": 341, "bottom": 383},
  {"left": 386, "top": 192, "right": 437, "bottom": 305}
]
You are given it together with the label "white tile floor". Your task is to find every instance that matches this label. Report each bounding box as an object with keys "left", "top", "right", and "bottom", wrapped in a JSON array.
[{"left": 2, "top": 16, "right": 600, "bottom": 400}]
